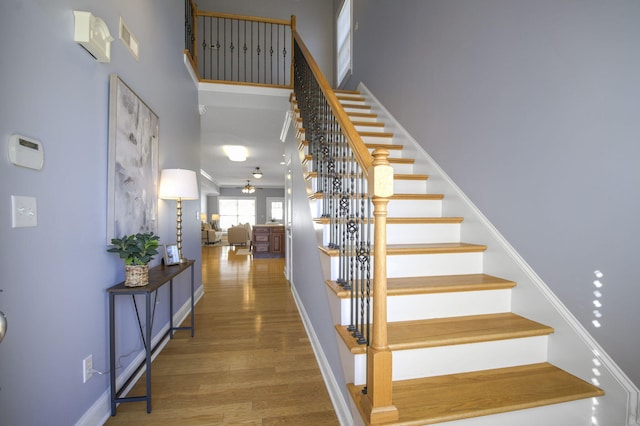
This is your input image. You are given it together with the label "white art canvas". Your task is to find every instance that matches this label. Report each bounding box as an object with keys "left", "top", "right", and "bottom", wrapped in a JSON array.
[{"left": 107, "top": 74, "right": 159, "bottom": 243}]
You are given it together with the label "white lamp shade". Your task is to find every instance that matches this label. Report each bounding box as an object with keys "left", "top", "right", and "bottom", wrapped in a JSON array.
[{"left": 158, "top": 169, "right": 199, "bottom": 200}]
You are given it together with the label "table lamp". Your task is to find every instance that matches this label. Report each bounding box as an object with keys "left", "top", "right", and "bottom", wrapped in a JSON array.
[{"left": 159, "top": 169, "right": 199, "bottom": 263}]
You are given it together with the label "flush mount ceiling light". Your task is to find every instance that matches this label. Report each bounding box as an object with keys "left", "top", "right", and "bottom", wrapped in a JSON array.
[
  {"left": 223, "top": 145, "right": 247, "bottom": 162},
  {"left": 241, "top": 180, "right": 255, "bottom": 194},
  {"left": 252, "top": 167, "right": 263, "bottom": 179}
]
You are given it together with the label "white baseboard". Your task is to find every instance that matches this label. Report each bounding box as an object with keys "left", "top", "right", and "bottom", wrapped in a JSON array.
[
  {"left": 75, "top": 285, "right": 205, "bottom": 426},
  {"left": 289, "top": 282, "right": 354, "bottom": 426}
]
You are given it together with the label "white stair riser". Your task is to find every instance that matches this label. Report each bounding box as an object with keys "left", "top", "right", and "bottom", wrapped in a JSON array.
[
  {"left": 388, "top": 289, "right": 511, "bottom": 322},
  {"left": 337, "top": 289, "right": 512, "bottom": 325},
  {"left": 325, "top": 251, "right": 484, "bottom": 280},
  {"left": 348, "top": 398, "right": 597, "bottom": 426},
  {"left": 338, "top": 98, "right": 367, "bottom": 106},
  {"left": 361, "top": 135, "right": 393, "bottom": 144},
  {"left": 319, "top": 222, "right": 460, "bottom": 246},
  {"left": 388, "top": 199, "right": 443, "bottom": 217},
  {"left": 343, "top": 106, "right": 372, "bottom": 114},
  {"left": 348, "top": 336, "right": 549, "bottom": 385},
  {"left": 393, "top": 179, "right": 428, "bottom": 193},
  {"left": 354, "top": 123, "right": 385, "bottom": 133}
]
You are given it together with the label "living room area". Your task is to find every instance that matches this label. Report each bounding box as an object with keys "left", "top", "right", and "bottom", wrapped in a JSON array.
[{"left": 201, "top": 188, "right": 285, "bottom": 249}]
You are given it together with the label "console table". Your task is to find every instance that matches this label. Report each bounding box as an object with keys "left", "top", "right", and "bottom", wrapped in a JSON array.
[{"left": 107, "top": 259, "right": 195, "bottom": 415}]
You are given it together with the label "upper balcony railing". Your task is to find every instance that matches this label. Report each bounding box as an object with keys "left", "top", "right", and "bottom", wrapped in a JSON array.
[{"left": 185, "top": 0, "right": 294, "bottom": 88}]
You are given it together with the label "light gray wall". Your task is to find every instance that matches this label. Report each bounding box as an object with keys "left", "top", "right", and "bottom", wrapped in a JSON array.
[
  {"left": 348, "top": 0, "right": 640, "bottom": 386},
  {"left": 0, "top": 1, "right": 201, "bottom": 424},
  {"left": 285, "top": 120, "right": 350, "bottom": 405},
  {"left": 197, "top": 0, "right": 335, "bottom": 86}
]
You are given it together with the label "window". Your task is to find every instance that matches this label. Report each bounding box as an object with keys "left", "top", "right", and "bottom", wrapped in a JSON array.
[
  {"left": 267, "top": 197, "right": 284, "bottom": 223},
  {"left": 336, "top": 0, "right": 352, "bottom": 87},
  {"left": 218, "top": 197, "right": 256, "bottom": 230}
]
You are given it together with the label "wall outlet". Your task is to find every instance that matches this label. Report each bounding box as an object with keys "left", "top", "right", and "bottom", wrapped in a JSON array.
[{"left": 83, "top": 355, "right": 93, "bottom": 383}]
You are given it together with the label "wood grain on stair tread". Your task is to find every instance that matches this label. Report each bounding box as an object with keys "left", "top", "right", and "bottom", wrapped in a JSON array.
[
  {"left": 314, "top": 217, "right": 463, "bottom": 225},
  {"left": 394, "top": 173, "right": 429, "bottom": 180},
  {"left": 302, "top": 154, "right": 413, "bottom": 164},
  {"left": 352, "top": 120, "right": 385, "bottom": 128},
  {"left": 326, "top": 273, "right": 514, "bottom": 298},
  {"left": 347, "top": 111, "right": 378, "bottom": 120},
  {"left": 309, "top": 192, "right": 443, "bottom": 201},
  {"left": 334, "top": 89, "right": 360, "bottom": 95},
  {"left": 319, "top": 242, "right": 487, "bottom": 257},
  {"left": 337, "top": 313, "right": 553, "bottom": 353},
  {"left": 348, "top": 363, "right": 603, "bottom": 425},
  {"left": 336, "top": 95, "right": 366, "bottom": 103},
  {"left": 341, "top": 103, "right": 371, "bottom": 110},
  {"left": 304, "top": 171, "right": 424, "bottom": 181}
]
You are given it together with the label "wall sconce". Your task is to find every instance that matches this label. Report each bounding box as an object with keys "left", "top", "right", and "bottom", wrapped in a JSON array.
[
  {"left": 73, "top": 10, "right": 114, "bottom": 63},
  {"left": 252, "top": 167, "right": 263, "bottom": 179},
  {"left": 159, "top": 169, "right": 199, "bottom": 263}
]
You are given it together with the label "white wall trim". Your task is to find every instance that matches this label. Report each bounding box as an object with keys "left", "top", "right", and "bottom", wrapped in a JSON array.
[
  {"left": 289, "top": 282, "right": 354, "bottom": 426},
  {"left": 75, "top": 285, "right": 205, "bottom": 426},
  {"left": 357, "top": 82, "right": 639, "bottom": 425}
]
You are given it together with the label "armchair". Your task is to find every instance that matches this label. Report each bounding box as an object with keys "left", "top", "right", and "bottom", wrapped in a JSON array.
[
  {"left": 201, "top": 223, "right": 222, "bottom": 245},
  {"left": 227, "top": 223, "right": 251, "bottom": 247}
]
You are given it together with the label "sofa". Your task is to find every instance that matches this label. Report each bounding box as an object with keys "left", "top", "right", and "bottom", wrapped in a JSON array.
[
  {"left": 201, "top": 223, "right": 222, "bottom": 245},
  {"left": 227, "top": 223, "right": 251, "bottom": 247}
]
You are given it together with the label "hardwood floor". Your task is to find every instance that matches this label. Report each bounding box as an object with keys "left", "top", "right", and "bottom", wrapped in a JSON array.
[{"left": 105, "top": 245, "right": 339, "bottom": 425}]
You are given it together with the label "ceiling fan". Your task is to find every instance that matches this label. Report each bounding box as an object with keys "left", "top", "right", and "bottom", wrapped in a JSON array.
[{"left": 238, "top": 180, "right": 264, "bottom": 193}]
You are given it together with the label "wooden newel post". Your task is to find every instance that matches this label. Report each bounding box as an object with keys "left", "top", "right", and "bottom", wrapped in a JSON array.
[{"left": 361, "top": 149, "right": 399, "bottom": 423}]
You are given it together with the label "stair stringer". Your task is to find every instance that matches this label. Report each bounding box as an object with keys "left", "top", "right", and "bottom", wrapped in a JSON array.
[{"left": 357, "top": 82, "right": 639, "bottom": 425}]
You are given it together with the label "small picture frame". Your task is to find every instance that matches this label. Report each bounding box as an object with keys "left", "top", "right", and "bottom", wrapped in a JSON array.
[{"left": 164, "top": 244, "right": 180, "bottom": 265}]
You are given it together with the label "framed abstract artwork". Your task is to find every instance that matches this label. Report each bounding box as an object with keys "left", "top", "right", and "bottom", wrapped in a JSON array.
[{"left": 107, "top": 74, "right": 159, "bottom": 243}]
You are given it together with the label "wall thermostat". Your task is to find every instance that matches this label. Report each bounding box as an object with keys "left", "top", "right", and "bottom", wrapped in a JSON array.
[{"left": 8, "top": 134, "right": 44, "bottom": 170}]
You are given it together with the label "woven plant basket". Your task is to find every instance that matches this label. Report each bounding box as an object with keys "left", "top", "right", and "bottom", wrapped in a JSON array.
[{"left": 125, "top": 264, "right": 149, "bottom": 287}]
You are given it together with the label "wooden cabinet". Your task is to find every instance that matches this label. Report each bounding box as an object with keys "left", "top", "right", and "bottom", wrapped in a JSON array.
[{"left": 252, "top": 225, "right": 285, "bottom": 258}]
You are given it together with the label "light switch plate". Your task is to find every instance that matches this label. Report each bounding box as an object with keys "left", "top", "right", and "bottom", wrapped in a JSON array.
[{"left": 11, "top": 195, "right": 37, "bottom": 228}]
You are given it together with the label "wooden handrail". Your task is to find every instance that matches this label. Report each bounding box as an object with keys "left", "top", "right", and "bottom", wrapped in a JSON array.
[
  {"left": 292, "top": 31, "right": 373, "bottom": 174},
  {"left": 195, "top": 10, "right": 292, "bottom": 26}
]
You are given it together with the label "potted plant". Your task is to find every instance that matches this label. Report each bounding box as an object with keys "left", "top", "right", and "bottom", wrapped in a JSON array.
[{"left": 107, "top": 232, "right": 160, "bottom": 287}]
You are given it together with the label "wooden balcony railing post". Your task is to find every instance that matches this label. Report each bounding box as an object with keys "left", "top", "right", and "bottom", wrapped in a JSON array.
[
  {"left": 290, "top": 15, "right": 296, "bottom": 89},
  {"left": 361, "top": 148, "right": 398, "bottom": 424}
]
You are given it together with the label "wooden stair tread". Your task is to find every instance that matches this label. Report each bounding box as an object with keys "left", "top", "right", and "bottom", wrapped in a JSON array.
[
  {"left": 304, "top": 172, "right": 428, "bottom": 181},
  {"left": 348, "top": 363, "right": 604, "bottom": 425},
  {"left": 359, "top": 131, "right": 393, "bottom": 138},
  {"left": 352, "top": 120, "right": 385, "bottom": 128},
  {"left": 299, "top": 140, "right": 402, "bottom": 151},
  {"left": 342, "top": 103, "right": 371, "bottom": 110},
  {"left": 302, "top": 154, "right": 413, "bottom": 164},
  {"left": 334, "top": 89, "right": 360, "bottom": 95},
  {"left": 314, "top": 217, "right": 463, "bottom": 226},
  {"left": 394, "top": 173, "right": 429, "bottom": 180},
  {"left": 326, "top": 273, "right": 514, "bottom": 298},
  {"left": 309, "top": 192, "right": 442, "bottom": 201},
  {"left": 347, "top": 111, "right": 378, "bottom": 119},
  {"left": 365, "top": 143, "right": 402, "bottom": 150},
  {"left": 337, "top": 312, "right": 552, "bottom": 353},
  {"left": 336, "top": 94, "right": 366, "bottom": 102},
  {"left": 319, "top": 242, "right": 487, "bottom": 257}
]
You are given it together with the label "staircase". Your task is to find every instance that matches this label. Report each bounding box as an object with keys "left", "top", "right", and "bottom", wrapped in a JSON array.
[{"left": 294, "top": 89, "right": 604, "bottom": 425}]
